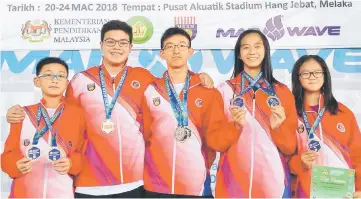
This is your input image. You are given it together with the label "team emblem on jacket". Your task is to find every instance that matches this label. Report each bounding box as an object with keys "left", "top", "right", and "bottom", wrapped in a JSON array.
[
  {"left": 87, "top": 83, "right": 96, "bottom": 91},
  {"left": 297, "top": 124, "right": 305, "bottom": 133},
  {"left": 336, "top": 123, "right": 345, "bottom": 132},
  {"left": 195, "top": 98, "right": 203, "bottom": 107},
  {"left": 153, "top": 97, "right": 161, "bottom": 106},
  {"left": 131, "top": 80, "right": 140, "bottom": 89},
  {"left": 23, "top": 139, "right": 30, "bottom": 146}
]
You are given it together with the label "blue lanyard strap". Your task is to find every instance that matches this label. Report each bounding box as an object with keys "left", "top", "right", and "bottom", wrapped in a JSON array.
[
  {"left": 32, "top": 105, "right": 64, "bottom": 147},
  {"left": 99, "top": 67, "right": 128, "bottom": 120},
  {"left": 240, "top": 71, "right": 263, "bottom": 96},
  {"left": 302, "top": 107, "right": 326, "bottom": 139},
  {"left": 242, "top": 72, "right": 277, "bottom": 97},
  {"left": 164, "top": 72, "right": 190, "bottom": 127}
]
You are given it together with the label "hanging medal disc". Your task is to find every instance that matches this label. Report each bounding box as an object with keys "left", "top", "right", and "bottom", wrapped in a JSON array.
[
  {"left": 174, "top": 126, "right": 192, "bottom": 142},
  {"left": 101, "top": 119, "right": 115, "bottom": 134},
  {"left": 27, "top": 146, "right": 41, "bottom": 160},
  {"left": 267, "top": 96, "right": 281, "bottom": 107},
  {"left": 308, "top": 139, "right": 321, "bottom": 152},
  {"left": 231, "top": 96, "right": 245, "bottom": 108},
  {"left": 48, "top": 147, "right": 62, "bottom": 161}
]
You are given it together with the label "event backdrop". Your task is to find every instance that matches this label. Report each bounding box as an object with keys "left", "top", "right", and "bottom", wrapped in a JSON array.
[{"left": 1, "top": 0, "right": 361, "bottom": 197}]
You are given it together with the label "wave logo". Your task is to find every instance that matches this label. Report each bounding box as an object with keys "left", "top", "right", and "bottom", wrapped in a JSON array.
[
  {"left": 216, "top": 15, "right": 341, "bottom": 40},
  {"left": 263, "top": 15, "right": 285, "bottom": 41}
]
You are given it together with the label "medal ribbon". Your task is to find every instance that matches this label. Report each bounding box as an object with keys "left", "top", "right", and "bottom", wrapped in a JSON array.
[
  {"left": 32, "top": 104, "right": 64, "bottom": 147},
  {"left": 242, "top": 71, "right": 277, "bottom": 97},
  {"left": 164, "top": 71, "right": 190, "bottom": 127},
  {"left": 99, "top": 66, "right": 128, "bottom": 120},
  {"left": 302, "top": 107, "right": 326, "bottom": 139}
]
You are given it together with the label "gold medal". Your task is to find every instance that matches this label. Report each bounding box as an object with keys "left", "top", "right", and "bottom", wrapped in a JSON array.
[{"left": 101, "top": 119, "right": 115, "bottom": 134}]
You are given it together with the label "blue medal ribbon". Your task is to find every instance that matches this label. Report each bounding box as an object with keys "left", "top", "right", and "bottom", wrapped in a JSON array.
[
  {"left": 31, "top": 105, "right": 64, "bottom": 147},
  {"left": 242, "top": 72, "right": 277, "bottom": 97},
  {"left": 99, "top": 67, "right": 128, "bottom": 120},
  {"left": 302, "top": 107, "right": 326, "bottom": 140},
  {"left": 164, "top": 71, "right": 190, "bottom": 127}
]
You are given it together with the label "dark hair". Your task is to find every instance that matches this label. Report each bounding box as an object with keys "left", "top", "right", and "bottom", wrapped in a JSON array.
[
  {"left": 232, "top": 29, "right": 278, "bottom": 84},
  {"left": 101, "top": 20, "right": 133, "bottom": 43},
  {"left": 160, "top": 27, "right": 191, "bottom": 49},
  {"left": 292, "top": 55, "right": 338, "bottom": 116},
  {"left": 36, "top": 57, "right": 69, "bottom": 76}
]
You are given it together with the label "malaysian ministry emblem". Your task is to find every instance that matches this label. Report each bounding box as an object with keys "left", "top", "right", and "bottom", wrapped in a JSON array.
[
  {"left": 21, "top": 19, "right": 52, "bottom": 42},
  {"left": 175, "top": 17, "right": 197, "bottom": 40}
]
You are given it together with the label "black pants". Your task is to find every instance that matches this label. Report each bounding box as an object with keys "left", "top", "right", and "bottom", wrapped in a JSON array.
[
  {"left": 144, "top": 189, "right": 213, "bottom": 198},
  {"left": 74, "top": 186, "right": 144, "bottom": 198}
]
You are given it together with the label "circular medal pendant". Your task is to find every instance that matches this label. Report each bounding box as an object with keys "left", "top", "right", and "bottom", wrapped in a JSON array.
[
  {"left": 308, "top": 139, "right": 321, "bottom": 152},
  {"left": 174, "top": 126, "right": 192, "bottom": 142},
  {"left": 231, "top": 96, "right": 245, "bottom": 108},
  {"left": 48, "top": 147, "right": 62, "bottom": 162},
  {"left": 27, "top": 146, "right": 41, "bottom": 160},
  {"left": 267, "top": 96, "right": 280, "bottom": 107},
  {"left": 175, "top": 127, "right": 186, "bottom": 142},
  {"left": 101, "top": 119, "right": 115, "bottom": 134}
]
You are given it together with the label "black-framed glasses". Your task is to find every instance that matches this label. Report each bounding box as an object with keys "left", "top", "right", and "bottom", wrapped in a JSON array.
[
  {"left": 38, "top": 73, "right": 67, "bottom": 81},
  {"left": 299, "top": 71, "right": 324, "bottom": 79},
  {"left": 162, "top": 44, "right": 189, "bottom": 52},
  {"left": 103, "top": 38, "right": 130, "bottom": 48}
]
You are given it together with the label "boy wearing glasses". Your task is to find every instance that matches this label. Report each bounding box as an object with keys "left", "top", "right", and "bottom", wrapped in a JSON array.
[
  {"left": 5, "top": 20, "right": 214, "bottom": 198},
  {"left": 141, "top": 27, "right": 241, "bottom": 198},
  {"left": 1, "top": 57, "right": 86, "bottom": 198}
]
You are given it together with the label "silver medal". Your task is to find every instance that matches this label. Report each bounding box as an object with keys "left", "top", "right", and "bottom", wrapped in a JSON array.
[{"left": 174, "top": 126, "right": 192, "bottom": 142}]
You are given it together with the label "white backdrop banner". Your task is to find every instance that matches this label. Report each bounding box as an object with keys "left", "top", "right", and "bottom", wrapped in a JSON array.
[
  {"left": 1, "top": 48, "right": 361, "bottom": 197},
  {"left": 1, "top": 0, "right": 361, "bottom": 50}
]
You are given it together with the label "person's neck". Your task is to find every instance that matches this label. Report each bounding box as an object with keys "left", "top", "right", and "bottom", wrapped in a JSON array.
[
  {"left": 103, "top": 59, "right": 126, "bottom": 76},
  {"left": 244, "top": 66, "right": 261, "bottom": 79},
  {"left": 42, "top": 95, "right": 62, "bottom": 108},
  {"left": 304, "top": 90, "right": 320, "bottom": 106},
  {"left": 168, "top": 65, "right": 188, "bottom": 84}
]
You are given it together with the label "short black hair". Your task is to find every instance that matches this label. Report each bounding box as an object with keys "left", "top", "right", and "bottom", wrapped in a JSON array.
[
  {"left": 101, "top": 20, "right": 133, "bottom": 43},
  {"left": 36, "top": 57, "right": 69, "bottom": 76},
  {"left": 160, "top": 27, "right": 191, "bottom": 49}
]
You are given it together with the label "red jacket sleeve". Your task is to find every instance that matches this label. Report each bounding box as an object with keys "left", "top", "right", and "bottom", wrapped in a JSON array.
[
  {"left": 1, "top": 123, "right": 25, "bottom": 178},
  {"left": 270, "top": 86, "right": 298, "bottom": 156},
  {"left": 204, "top": 89, "right": 241, "bottom": 152},
  {"left": 348, "top": 112, "right": 361, "bottom": 191},
  {"left": 67, "top": 108, "right": 87, "bottom": 176}
]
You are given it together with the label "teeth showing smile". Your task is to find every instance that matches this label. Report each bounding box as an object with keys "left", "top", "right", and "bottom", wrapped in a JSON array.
[
  {"left": 111, "top": 52, "right": 122, "bottom": 56},
  {"left": 248, "top": 57, "right": 258, "bottom": 60}
]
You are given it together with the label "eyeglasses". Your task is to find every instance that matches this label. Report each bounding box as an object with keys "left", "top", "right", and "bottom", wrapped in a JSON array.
[
  {"left": 299, "top": 71, "right": 324, "bottom": 79},
  {"left": 162, "top": 44, "right": 189, "bottom": 52},
  {"left": 103, "top": 38, "right": 130, "bottom": 48},
  {"left": 38, "top": 73, "right": 67, "bottom": 81}
]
